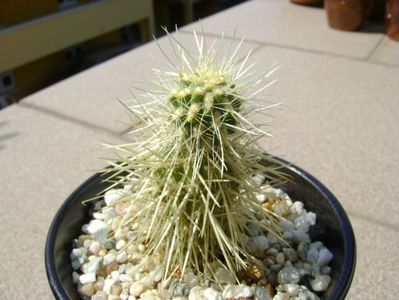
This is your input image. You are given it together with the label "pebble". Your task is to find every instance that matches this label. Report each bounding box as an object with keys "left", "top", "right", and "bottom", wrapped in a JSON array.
[
  {"left": 310, "top": 241, "right": 323, "bottom": 250},
  {"left": 251, "top": 174, "right": 266, "bottom": 186},
  {"left": 279, "top": 220, "right": 295, "bottom": 231},
  {"left": 140, "top": 276, "right": 155, "bottom": 289},
  {"left": 285, "top": 284, "right": 299, "bottom": 296},
  {"left": 120, "top": 274, "right": 133, "bottom": 282},
  {"left": 140, "top": 290, "right": 158, "bottom": 300},
  {"left": 249, "top": 235, "right": 269, "bottom": 254},
  {"left": 254, "top": 287, "right": 272, "bottom": 300},
  {"left": 121, "top": 282, "right": 131, "bottom": 289},
  {"left": 303, "top": 263, "right": 312, "bottom": 272},
  {"left": 270, "top": 264, "right": 282, "bottom": 272},
  {"left": 290, "top": 201, "right": 304, "bottom": 215},
  {"left": 215, "top": 268, "right": 235, "bottom": 284},
  {"left": 117, "top": 251, "right": 128, "bottom": 263},
  {"left": 104, "top": 253, "right": 116, "bottom": 265},
  {"left": 92, "top": 291, "right": 108, "bottom": 300},
  {"left": 87, "top": 220, "right": 108, "bottom": 234},
  {"left": 307, "top": 248, "right": 319, "bottom": 264},
  {"left": 82, "top": 256, "right": 102, "bottom": 274},
  {"left": 312, "top": 263, "right": 320, "bottom": 275},
  {"left": 247, "top": 223, "right": 261, "bottom": 236},
  {"left": 311, "top": 275, "right": 331, "bottom": 292},
  {"left": 72, "top": 271, "right": 80, "bottom": 284},
  {"left": 95, "top": 277, "right": 105, "bottom": 291},
  {"left": 188, "top": 286, "right": 204, "bottom": 300},
  {"left": 266, "top": 233, "right": 278, "bottom": 244},
  {"left": 262, "top": 258, "right": 273, "bottom": 267},
  {"left": 158, "top": 289, "right": 171, "bottom": 300},
  {"left": 79, "top": 272, "right": 96, "bottom": 284},
  {"left": 70, "top": 248, "right": 86, "bottom": 270},
  {"left": 110, "top": 284, "right": 122, "bottom": 296},
  {"left": 131, "top": 270, "right": 144, "bottom": 281},
  {"left": 115, "top": 203, "right": 129, "bottom": 216},
  {"left": 82, "top": 224, "right": 90, "bottom": 234},
  {"left": 118, "top": 264, "right": 127, "bottom": 274},
  {"left": 246, "top": 263, "right": 265, "bottom": 281},
  {"left": 284, "top": 261, "right": 293, "bottom": 268},
  {"left": 93, "top": 212, "right": 106, "bottom": 220},
  {"left": 282, "top": 248, "right": 298, "bottom": 263},
  {"left": 256, "top": 194, "right": 266, "bottom": 203},
  {"left": 103, "top": 207, "right": 117, "bottom": 222},
  {"left": 83, "top": 239, "right": 92, "bottom": 249},
  {"left": 222, "top": 284, "right": 253, "bottom": 299},
  {"left": 184, "top": 273, "right": 200, "bottom": 287},
  {"left": 78, "top": 283, "right": 95, "bottom": 297},
  {"left": 317, "top": 248, "right": 333, "bottom": 266},
  {"left": 172, "top": 283, "right": 190, "bottom": 297},
  {"left": 297, "top": 287, "right": 319, "bottom": 300},
  {"left": 98, "top": 248, "right": 108, "bottom": 256},
  {"left": 276, "top": 253, "right": 285, "bottom": 265},
  {"left": 116, "top": 240, "right": 127, "bottom": 250},
  {"left": 203, "top": 287, "right": 223, "bottom": 300},
  {"left": 273, "top": 292, "right": 288, "bottom": 300},
  {"left": 104, "top": 240, "right": 117, "bottom": 250},
  {"left": 104, "top": 278, "right": 116, "bottom": 294},
  {"left": 266, "top": 248, "right": 278, "bottom": 256},
  {"left": 130, "top": 281, "right": 144, "bottom": 297},
  {"left": 127, "top": 231, "right": 137, "bottom": 241},
  {"left": 105, "top": 261, "right": 119, "bottom": 274},
  {"left": 277, "top": 267, "right": 300, "bottom": 284},
  {"left": 111, "top": 271, "right": 121, "bottom": 281},
  {"left": 297, "top": 242, "right": 309, "bottom": 259},
  {"left": 94, "top": 228, "right": 109, "bottom": 244},
  {"left": 104, "top": 189, "right": 125, "bottom": 205},
  {"left": 321, "top": 266, "right": 331, "bottom": 275},
  {"left": 137, "top": 243, "right": 146, "bottom": 253},
  {"left": 293, "top": 231, "right": 310, "bottom": 243},
  {"left": 89, "top": 241, "right": 101, "bottom": 255},
  {"left": 283, "top": 231, "right": 294, "bottom": 240}
]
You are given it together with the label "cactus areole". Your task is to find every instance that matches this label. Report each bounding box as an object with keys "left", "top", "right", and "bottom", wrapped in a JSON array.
[{"left": 102, "top": 32, "right": 286, "bottom": 284}]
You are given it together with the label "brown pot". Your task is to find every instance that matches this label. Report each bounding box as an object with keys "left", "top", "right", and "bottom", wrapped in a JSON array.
[
  {"left": 387, "top": 0, "right": 399, "bottom": 41},
  {"left": 326, "top": 0, "right": 372, "bottom": 31},
  {"left": 290, "top": 0, "right": 323, "bottom": 5}
]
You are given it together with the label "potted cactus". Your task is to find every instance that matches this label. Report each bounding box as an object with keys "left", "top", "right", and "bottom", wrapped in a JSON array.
[{"left": 45, "top": 31, "right": 356, "bottom": 300}]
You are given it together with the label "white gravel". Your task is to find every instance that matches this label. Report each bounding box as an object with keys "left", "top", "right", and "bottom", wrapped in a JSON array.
[{"left": 71, "top": 185, "right": 334, "bottom": 300}]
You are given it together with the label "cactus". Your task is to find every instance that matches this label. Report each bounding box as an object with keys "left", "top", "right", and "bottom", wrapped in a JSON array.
[{"left": 102, "top": 31, "right": 286, "bottom": 284}]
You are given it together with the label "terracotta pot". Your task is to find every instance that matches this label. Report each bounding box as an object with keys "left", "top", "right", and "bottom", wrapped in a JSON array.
[
  {"left": 387, "top": 0, "right": 399, "bottom": 41},
  {"left": 326, "top": 0, "right": 372, "bottom": 31},
  {"left": 290, "top": 0, "right": 323, "bottom": 5}
]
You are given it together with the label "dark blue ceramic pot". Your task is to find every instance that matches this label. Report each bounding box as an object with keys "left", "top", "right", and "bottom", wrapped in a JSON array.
[{"left": 45, "top": 158, "right": 356, "bottom": 299}]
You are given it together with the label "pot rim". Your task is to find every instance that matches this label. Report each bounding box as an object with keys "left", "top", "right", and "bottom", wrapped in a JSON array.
[
  {"left": 45, "top": 173, "right": 100, "bottom": 299},
  {"left": 279, "top": 158, "right": 356, "bottom": 299},
  {"left": 45, "top": 157, "right": 356, "bottom": 300}
]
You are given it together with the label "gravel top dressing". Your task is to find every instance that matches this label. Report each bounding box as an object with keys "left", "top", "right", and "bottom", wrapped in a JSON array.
[{"left": 71, "top": 180, "right": 333, "bottom": 300}]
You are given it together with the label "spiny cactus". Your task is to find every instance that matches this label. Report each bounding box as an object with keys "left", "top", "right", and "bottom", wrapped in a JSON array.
[{"left": 102, "top": 31, "right": 287, "bottom": 284}]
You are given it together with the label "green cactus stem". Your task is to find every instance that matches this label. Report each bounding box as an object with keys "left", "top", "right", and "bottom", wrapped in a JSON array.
[{"left": 101, "top": 31, "right": 287, "bottom": 284}]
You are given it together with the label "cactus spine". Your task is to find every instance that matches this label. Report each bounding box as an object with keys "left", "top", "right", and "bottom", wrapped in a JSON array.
[{"left": 103, "top": 31, "right": 285, "bottom": 283}]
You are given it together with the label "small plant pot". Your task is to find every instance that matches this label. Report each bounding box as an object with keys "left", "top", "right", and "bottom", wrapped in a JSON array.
[
  {"left": 45, "top": 157, "right": 356, "bottom": 300},
  {"left": 326, "top": 0, "right": 371, "bottom": 31},
  {"left": 387, "top": 0, "right": 399, "bottom": 41},
  {"left": 290, "top": 0, "right": 323, "bottom": 6}
]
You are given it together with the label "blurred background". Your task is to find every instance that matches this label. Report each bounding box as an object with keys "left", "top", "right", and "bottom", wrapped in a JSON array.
[
  {"left": 0, "top": 0, "right": 248, "bottom": 109},
  {"left": 0, "top": 0, "right": 390, "bottom": 110}
]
